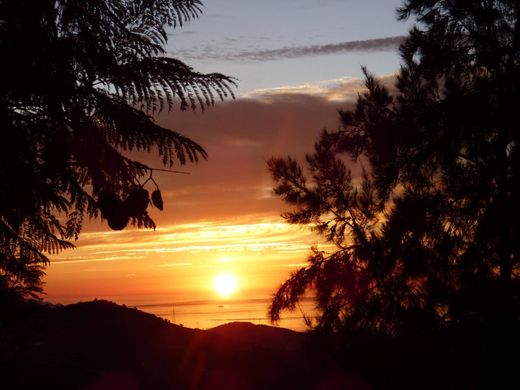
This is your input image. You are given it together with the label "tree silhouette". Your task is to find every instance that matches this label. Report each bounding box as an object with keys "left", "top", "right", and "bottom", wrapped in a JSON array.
[
  {"left": 269, "top": 0, "right": 519, "bottom": 334},
  {"left": 0, "top": 0, "right": 235, "bottom": 297}
]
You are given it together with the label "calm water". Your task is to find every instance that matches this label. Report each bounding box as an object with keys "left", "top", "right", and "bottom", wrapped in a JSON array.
[
  {"left": 46, "top": 295, "right": 317, "bottom": 331},
  {"left": 134, "top": 298, "right": 317, "bottom": 331}
]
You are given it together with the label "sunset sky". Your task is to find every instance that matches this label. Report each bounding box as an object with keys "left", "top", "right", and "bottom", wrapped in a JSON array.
[{"left": 45, "top": 1, "right": 411, "bottom": 306}]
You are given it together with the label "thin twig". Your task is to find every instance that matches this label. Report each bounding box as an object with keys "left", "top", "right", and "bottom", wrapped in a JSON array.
[{"left": 148, "top": 167, "right": 190, "bottom": 175}]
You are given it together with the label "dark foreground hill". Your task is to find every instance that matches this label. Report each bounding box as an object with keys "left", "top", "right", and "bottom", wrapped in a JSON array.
[
  {"left": 2, "top": 299, "right": 519, "bottom": 389},
  {"left": 2, "top": 300, "right": 369, "bottom": 389}
]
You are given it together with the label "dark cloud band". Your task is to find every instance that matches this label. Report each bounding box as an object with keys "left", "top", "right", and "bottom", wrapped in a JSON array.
[
  {"left": 173, "top": 36, "right": 405, "bottom": 62},
  {"left": 237, "top": 36, "right": 405, "bottom": 61}
]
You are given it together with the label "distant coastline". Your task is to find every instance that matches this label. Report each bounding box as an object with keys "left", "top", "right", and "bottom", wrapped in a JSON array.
[{"left": 44, "top": 295, "right": 317, "bottom": 331}]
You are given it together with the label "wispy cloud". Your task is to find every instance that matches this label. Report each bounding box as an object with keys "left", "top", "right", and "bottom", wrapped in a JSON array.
[
  {"left": 235, "top": 36, "right": 404, "bottom": 62},
  {"left": 173, "top": 36, "right": 404, "bottom": 62},
  {"left": 51, "top": 220, "right": 323, "bottom": 266},
  {"left": 53, "top": 255, "right": 145, "bottom": 265}
]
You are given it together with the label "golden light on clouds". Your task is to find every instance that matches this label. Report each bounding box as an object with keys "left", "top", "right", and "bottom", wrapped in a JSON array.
[
  {"left": 44, "top": 89, "right": 367, "bottom": 304},
  {"left": 46, "top": 217, "right": 330, "bottom": 300},
  {"left": 242, "top": 74, "right": 396, "bottom": 103}
]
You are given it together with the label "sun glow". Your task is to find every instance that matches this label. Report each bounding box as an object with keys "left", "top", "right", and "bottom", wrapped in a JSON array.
[{"left": 213, "top": 273, "right": 238, "bottom": 298}]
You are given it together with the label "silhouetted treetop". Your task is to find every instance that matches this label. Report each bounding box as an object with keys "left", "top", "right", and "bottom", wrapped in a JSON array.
[
  {"left": 0, "top": 0, "right": 235, "bottom": 296},
  {"left": 269, "top": 0, "right": 519, "bottom": 334}
]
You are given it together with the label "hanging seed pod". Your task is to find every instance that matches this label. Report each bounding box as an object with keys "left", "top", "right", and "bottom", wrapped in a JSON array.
[
  {"left": 97, "top": 191, "right": 120, "bottom": 220},
  {"left": 151, "top": 189, "right": 163, "bottom": 211},
  {"left": 124, "top": 187, "right": 149, "bottom": 217},
  {"left": 107, "top": 203, "right": 129, "bottom": 230}
]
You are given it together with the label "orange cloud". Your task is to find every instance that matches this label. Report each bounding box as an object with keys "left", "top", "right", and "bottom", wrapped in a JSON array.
[{"left": 46, "top": 75, "right": 395, "bottom": 301}]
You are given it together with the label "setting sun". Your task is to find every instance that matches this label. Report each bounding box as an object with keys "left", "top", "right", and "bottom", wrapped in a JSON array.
[{"left": 213, "top": 273, "right": 238, "bottom": 298}]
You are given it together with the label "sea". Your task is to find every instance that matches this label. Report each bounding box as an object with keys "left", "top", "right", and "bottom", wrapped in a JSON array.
[{"left": 45, "top": 295, "right": 317, "bottom": 332}]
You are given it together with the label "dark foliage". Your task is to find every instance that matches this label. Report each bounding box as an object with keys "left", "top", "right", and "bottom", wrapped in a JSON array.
[
  {"left": 0, "top": 0, "right": 235, "bottom": 296},
  {"left": 269, "top": 0, "right": 520, "bottom": 335}
]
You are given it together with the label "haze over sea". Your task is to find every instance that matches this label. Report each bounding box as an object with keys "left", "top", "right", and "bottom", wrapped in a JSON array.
[{"left": 46, "top": 295, "right": 316, "bottom": 331}]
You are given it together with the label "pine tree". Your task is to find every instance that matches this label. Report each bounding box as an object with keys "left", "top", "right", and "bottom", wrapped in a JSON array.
[
  {"left": 269, "top": 0, "right": 519, "bottom": 334},
  {"left": 0, "top": 0, "right": 235, "bottom": 297}
]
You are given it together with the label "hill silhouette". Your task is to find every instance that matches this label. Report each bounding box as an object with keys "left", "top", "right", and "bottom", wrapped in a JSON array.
[
  {"left": 3, "top": 299, "right": 518, "bottom": 389},
  {"left": 8, "top": 300, "right": 358, "bottom": 389}
]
